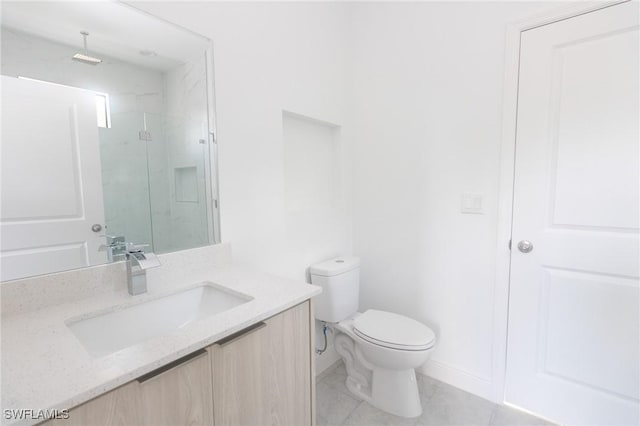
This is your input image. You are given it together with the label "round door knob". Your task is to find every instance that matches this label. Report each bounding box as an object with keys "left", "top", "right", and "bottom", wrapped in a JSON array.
[
  {"left": 91, "top": 224, "right": 103, "bottom": 233},
  {"left": 517, "top": 240, "right": 533, "bottom": 253}
]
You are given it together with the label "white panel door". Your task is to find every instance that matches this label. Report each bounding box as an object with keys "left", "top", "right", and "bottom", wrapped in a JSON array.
[
  {"left": 505, "top": 3, "right": 640, "bottom": 425},
  {"left": 1, "top": 76, "right": 107, "bottom": 281}
]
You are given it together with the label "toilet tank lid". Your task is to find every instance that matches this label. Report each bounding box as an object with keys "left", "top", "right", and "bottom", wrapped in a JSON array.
[{"left": 310, "top": 257, "right": 360, "bottom": 277}]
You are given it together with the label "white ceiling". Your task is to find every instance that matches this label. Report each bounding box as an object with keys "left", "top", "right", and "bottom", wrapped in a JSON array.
[{"left": 1, "top": 1, "right": 210, "bottom": 71}]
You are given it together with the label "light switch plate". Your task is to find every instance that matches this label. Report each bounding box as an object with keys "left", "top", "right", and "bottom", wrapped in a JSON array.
[{"left": 461, "top": 193, "right": 484, "bottom": 214}]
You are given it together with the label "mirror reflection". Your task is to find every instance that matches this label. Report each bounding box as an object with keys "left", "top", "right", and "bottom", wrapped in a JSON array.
[{"left": 0, "top": 2, "right": 219, "bottom": 281}]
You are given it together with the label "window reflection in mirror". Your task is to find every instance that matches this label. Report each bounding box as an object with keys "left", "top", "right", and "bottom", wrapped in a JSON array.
[{"left": 95, "top": 93, "right": 111, "bottom": 129}]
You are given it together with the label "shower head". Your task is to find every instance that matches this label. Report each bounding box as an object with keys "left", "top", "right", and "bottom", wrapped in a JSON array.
[{"left": 72, "top": 31, "right": 102, "bottom": 65}]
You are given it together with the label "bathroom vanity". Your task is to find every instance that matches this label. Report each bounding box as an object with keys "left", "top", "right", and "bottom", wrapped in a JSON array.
[
  {"left": 42, "top": 302, "right": 312, "bottom": 426},
  {"left": 1, "top": 244, "right": 321, "bottom": 426}
]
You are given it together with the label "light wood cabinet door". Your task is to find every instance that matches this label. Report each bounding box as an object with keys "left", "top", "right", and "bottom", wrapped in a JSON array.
[
  {"left": 212, "top": 301, "right": 312, "bottom": 426},
  {"left": 137, "top": 348, "right": 213, "bottom": 426},
  {"left": 42, "top": 382, "right": 141, "bottom": 426},
  {"left": 43, "top": 349, "right": 213, "bottom": 426}
]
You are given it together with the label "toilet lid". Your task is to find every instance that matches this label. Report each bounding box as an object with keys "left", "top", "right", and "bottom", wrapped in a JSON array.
[{"left": 353, "top": 309, "right": 436, "bottom": 351}]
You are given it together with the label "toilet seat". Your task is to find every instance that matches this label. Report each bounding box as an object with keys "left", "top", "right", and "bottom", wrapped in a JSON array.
[{"left": 353, "top": 309, "right": 436, "bottom": 351}]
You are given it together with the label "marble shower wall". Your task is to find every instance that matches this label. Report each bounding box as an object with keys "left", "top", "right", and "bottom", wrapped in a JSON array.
[
  {"left": 160, "top": 54, "right": 211, "bottom": 252},
  {"left": 98, "top": 112, "right": 154, "bottom": 247},
  {"left": 144, "top": 112, "right": 173, "bottom": 252}
]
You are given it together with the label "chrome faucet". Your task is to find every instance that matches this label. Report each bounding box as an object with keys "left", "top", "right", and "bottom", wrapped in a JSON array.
[
  {"left": 98, "top": 235, "right": 127, "bottom": 262},
  {"left": 125, "top": 243, "right": 160, "bottom": 295}
]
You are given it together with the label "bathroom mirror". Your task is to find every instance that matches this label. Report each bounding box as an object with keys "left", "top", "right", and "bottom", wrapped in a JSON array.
[{"left": 0, "top": 2, "right": 219, "bottom": 281}]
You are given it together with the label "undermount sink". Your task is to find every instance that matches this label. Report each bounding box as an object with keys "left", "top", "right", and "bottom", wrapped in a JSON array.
[{"left": 66, "top": 283, "right": 252, "bottom": 357}]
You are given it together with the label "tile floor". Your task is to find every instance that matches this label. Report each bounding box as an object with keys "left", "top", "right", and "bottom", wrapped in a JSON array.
[{"left": 316, "top": 362, "right": 555, "bottom": 426}]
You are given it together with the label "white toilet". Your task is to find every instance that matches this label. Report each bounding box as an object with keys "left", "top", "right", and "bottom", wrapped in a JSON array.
[{"left": 310, "top": 257, "right": 436, "bottom": 418}]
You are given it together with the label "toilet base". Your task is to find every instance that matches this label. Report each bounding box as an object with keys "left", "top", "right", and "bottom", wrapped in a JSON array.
[
  {"left": 347, "top": 364, "right": 422, "bottom": 417},
  {"left": 373, "top": 367, "right": 422, "bottom": 417},
  {"left": 334, "top": 331, "right": 423, "bottom": 418}
]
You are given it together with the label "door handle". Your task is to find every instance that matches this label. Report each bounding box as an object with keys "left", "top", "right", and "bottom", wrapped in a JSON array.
[{"left": 517, "top": 240, "right": 534, "bottom": 253}]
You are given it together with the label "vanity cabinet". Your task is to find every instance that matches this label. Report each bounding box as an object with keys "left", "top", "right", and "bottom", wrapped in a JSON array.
[
  {"left": 212, "top": 301, "right": 311, "bottom": 426},
  {"left": 43, "top": 349, "right": 213, "bottom": 426},
  {"left": 41, "top": 301, "right": 313, "bottom": 426}
]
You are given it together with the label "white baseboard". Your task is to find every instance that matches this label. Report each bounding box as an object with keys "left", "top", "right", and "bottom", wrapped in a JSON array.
[
  {"left": 419, "top": 359, "right": 497, "bottom": 403},
  {"left": 314, "top": 344, "right": 341, "bottom": 376}
]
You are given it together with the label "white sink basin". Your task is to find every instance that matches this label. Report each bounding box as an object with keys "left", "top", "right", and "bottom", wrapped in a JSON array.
[{"left": 67, "top": 283, "right": 252, "bottom": 357}]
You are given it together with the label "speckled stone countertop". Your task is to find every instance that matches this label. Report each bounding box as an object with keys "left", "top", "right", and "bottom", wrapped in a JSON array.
[{"left": 1, "top": 244, "right": 321, "bottom": 426}]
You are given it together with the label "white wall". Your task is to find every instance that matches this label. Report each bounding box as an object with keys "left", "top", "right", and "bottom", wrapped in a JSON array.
[
  {"left": 132, "top": 1, "right": 354, "bottom": 282},
  {"left": 131, "top": 2, "right": 354, "bottom": 372},
  {"left": 350, "top": 2, "right": 562, "bottom": 399},
  {"left": 131, "top": 0, "right": 568, "bottom": 396}
]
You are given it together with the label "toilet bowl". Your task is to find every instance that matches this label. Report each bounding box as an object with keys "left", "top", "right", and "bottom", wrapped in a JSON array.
[
  {"left": 309, "top": 256, "right": 437, "bottom": 418},
  {"left": 332, "top": 310, "right": 435, "bottom": 417}
]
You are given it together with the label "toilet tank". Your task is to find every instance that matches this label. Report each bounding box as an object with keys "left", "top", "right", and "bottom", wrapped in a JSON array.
[{"left": 310, "top": 257, "right": 360, "bottom": 323}]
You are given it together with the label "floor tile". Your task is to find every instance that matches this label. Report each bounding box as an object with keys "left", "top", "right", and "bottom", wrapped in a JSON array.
[
  {"left": 316, "top": 367, "right": 555, "bottom": 426},
  {"left": 490, "top": 405, "right": 555, "bottom": 426},
  {"left": 417, "top": 374, "right": 439, "bottom": 402},
  {"left": 342, "top": 401, "right": 419, "bottom": 426},
  {"left": 320, "top": 363, "right": 358, "bottom": 399},
  {"left": 317, "top": 381, "right": 361, "bottom": 426},
  {"left": 317, "top": 360, "right": 343, "bottom": 383},
  {"left": 416, "top": 382, "right": 494, "bottom": 426}
]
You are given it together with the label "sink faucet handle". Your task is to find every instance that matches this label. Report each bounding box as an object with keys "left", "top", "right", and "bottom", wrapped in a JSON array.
[
  {"left": 126, "top": 242, "right": 150, "bottom": 253},
  {"left": 99, "top": 235, "right": 126, "bottom": 246},
  {"left": 98, "top": 235, "right": 127, "bottom": 262}
]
